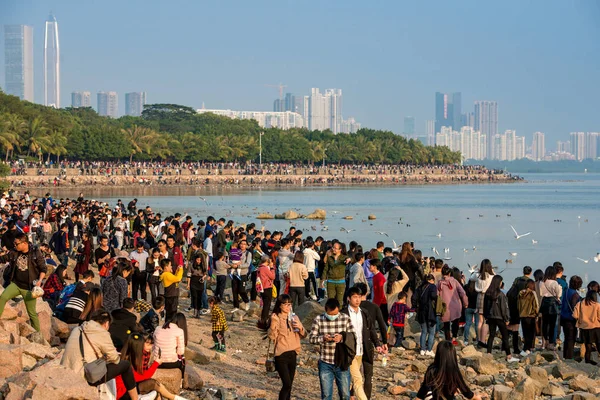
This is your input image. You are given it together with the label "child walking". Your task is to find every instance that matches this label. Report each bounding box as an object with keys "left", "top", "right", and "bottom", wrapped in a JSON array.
[
  {"left": 209, "top": 296, "right": 228, "bottom": 353},
  {"left": 389, "top": 291, "right": 411, "bottom": 348}
]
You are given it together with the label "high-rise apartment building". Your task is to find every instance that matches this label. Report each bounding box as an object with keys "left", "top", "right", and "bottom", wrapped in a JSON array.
[
  {"left": 425, "top": 120, "right": 435, "bottom": 146},
  {"left": 71, "top": 91, "right": 91, "bottom": 108},
  {"left": 504, "top": 130, "right": 517, "bottom": 161},
  {"left": 307, "top": 88, "right": 343, "bottom": 133},
  {"left": 570, "top": 132, "right": 586, "bottom": 161},
  {"left": 585, "top": 132, "right": 598, "bottom": 160},
  {"left": 97, "top": 91, "right": 118, "bottom": 118},
  {"left": 435, "top": 92, "right": 461, "bottom": 134},
  {"left": 125, "top": 92, "right": 146, "bottom": 116},
  {"left": 4, "top": 25, "right": 34, "bottom": 101},
  {"left": 474, "top": 101, "right": 498, "bottom": 159},
  {"left": 340, "top": 117, "right": 361, "bottom": 134},
  {"left": 556, "top": 141, "right": 570, "bottom": 153},
  {"left": 43, "top": 13, "right": 60, "bottom": 108},
  {"left": 515, "top": 136, "right": 526, "bottom": 160},
  {"left": 435, "top": 126, "right": 486, "bottom": 160},
  {"left": 532, "top": 132, "right": 545, "bottom": 161},
  {"left": 403, "top": 116, "right": 415, "bottom": 135}
]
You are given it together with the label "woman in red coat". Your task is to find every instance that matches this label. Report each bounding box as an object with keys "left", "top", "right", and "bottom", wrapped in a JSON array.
[{"left": 73, "top": 232, "right": 92, "bottom": 282}]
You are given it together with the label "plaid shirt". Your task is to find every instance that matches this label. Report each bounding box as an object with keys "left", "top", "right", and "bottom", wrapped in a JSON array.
[
  {"left": 211, "top": 305, "right": 228, "bottom": 332},
  {"left": 142, "top": 350, "right": 151, "bottom": 371},
  {"left": 309, "top": 313, "right": 355, "bottom": 365}
]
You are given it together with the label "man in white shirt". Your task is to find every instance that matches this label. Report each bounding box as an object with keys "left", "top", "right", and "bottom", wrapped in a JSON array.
[
  {"left": 130, "top": 243, "right": 149, "bottom": 301},
  {"left": 303, "top": 239, "right": 321, "bottom": 300},
  {"left": 342, "top": 287, "right": 382, "bottom": 400}
]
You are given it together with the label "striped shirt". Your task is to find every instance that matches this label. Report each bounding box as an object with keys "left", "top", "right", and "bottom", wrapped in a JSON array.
[{"left": 309, "top": 313, "right": 355, "bottom": 365}]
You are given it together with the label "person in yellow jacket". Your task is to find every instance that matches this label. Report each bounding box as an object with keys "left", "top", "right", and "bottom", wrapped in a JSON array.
[{"left": 159, "top": 258, "right": 183, "bottom": 320}]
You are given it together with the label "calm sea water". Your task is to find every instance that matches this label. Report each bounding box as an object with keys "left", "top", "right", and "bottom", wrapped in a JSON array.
[{"left": 89, "top": 173, "right": 599, "bottom": 284}]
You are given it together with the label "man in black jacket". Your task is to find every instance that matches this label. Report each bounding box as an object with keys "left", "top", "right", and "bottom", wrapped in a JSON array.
[
  {"left": 342, "top": 287, "right": 383, "bottom": 400},
  {"left": 355, "top": 282, "right": 388, "bottom": 350},
  {"left": 0, "top": 232, "right": 47, "bottom": 331},
  {"left": 109, "top": 297, "right": 138, "bottom": 351}
]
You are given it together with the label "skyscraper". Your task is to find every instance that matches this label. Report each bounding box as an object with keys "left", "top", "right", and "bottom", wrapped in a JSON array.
[
  {"left": 474, "top": 101, "right": 498, "bottom": 159},
  {"left": 425, "top": 120, "right": 435, "bottom": 146},
  {"left": 532, "top": 132, "right": 545, "bottom": 161},
  {"left": 4, "top": 25, "right": 34, "bottom": 101},
  {"left": 44, "top": 13, "right": 60, "bottom": 108},
  {"left": 434, "top": 92, "right": 461, "bottom": 134},
  {"left": 307, "top": 88, "right": 342, "bottom": 133},
  {"left": 97, "top": 91, "right": 118, "bottom": 118},
  {"left": 125, "top": 92, "right": 146, "bottom": 116},
  {"left": 403, "top": 116, "right": 415, "bottom": 135},
  {"left": 71, "top": 91, "right": 91, "bottom": 108},
  {"left": 570, "top": 132, "right": 586, "bottom": 161}
]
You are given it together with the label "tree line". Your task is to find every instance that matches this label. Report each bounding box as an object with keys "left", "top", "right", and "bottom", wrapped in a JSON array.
[{"left": 0, "top": 90, "right": 462, "bottom": 164}]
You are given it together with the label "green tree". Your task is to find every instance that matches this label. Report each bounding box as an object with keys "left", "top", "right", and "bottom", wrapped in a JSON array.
[{"left": 22, "top": 117, "right": 50, "bottom": 161}]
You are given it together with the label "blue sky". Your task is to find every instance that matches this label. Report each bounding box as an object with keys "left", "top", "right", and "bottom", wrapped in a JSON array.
[{"left": 1, "top": 0, "right": 599, "bottom": 145}]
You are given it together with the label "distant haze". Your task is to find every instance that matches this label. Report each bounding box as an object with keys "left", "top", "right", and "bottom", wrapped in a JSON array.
[{"left": 1, "top": 0, "right": 599, "bottom": 143}]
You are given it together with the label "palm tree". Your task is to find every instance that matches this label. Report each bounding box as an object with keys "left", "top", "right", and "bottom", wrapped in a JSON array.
[
  {"left": 45, "top": 130, "right": 68, "bottom": 164},
  {"left": 122, "top": 125, "right": 157, "bottom": 162},
  {"left": 22, "top": 117, "right": 50, "bottom": 161},
  {"left": 0, "top": 113, "right": 25, "bottom": 161}
]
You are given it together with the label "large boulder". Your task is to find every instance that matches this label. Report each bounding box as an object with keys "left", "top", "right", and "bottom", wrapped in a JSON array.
[
  {"left": 183, "top": 364, "right": 204, "bottom": 390},
  {"left": 462, "top": 353, "right": 500, "bottom": 375},
  {"left": 492, "top": 385, "right": 512, "bottom": 400},
  {"left": 306, "top": 209, "right": 326, "bottom": 220},
  {"left": 295, "top": 301, "right": 324, "bottom": 329},
  {"left": 8, "top": 364, "right": 99, "bottom": 400},
  {"left": 525, "top": 365, "right": 548, "bottom": 387},
  {"left": 569, "top": 375, "right": 596, "bottom": 391},
  {"left": 256, "top": 213, "right": 273, "bottom": 220},
  {"left": 50, "top": 317, "right": 70, "bottom": 340},
  {"left": 282, "top": 210, "right": 300, "bottom": 220},
  {"left": 185, "top": 343, "right": 211, "bottom": 365},
  {"left": 0, "top": 303, "right": 19, "bottom": 320},
  {"left": 0, "top": 320, "right": 21, "bottom": 344},
  {"left": 0, "top": 344, "right": 23, "bottom": 378},
  {"left": 511, "top": 377, "right": 543, "bottom": 400},
  {"left": 542, "top": 382, "right": 566, "bottom": 397},
  {"left": 152, "top": 368, "right": 182, "bottom": 394},
  {"left": 20, "top": 342, "right": 56, "bottom": 360}
]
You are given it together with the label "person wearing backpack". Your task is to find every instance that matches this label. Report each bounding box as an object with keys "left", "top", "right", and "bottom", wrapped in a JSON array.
[
  {"left": 560, "top": 275, "right": 582, "bottom": 360},
  {"left": 506, "top": 266, "right": 532, "bottom": 354},
  {"left": 483, "top": 275, "right": 519, "bottom": 362},
  {"left": 437, "top": 266, "right": 467, "bottom": 345},
  {"left": 518, "top": 279, "right": 539, "bottom": 356}
]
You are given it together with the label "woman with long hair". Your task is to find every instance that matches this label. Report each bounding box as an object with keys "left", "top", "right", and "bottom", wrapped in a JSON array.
[
  {"left": 267, "top": 294, "right": 307, "bottom": 400},
  {"left": 573, "top": 288, "right": 600, "bottom": 365},
  {"left": 561, "top": 275, "right": 582, "bottom": 360},
  {"left": 473, "top": 259, "right": 494, "bottom": 348},
  {"left": 288, "top": 251, "right": 308, "bottom": 308},
  {"left": 538, "top": 266, "right": 563, "bottom": 350},
  {"left": 483, "top": 275, "right": 519, "bottom": 362},
  {"left": 412, "top": 274, "right": 438, "bottom": 356},
  {"left": 74, "top": 231, "right": 92, "bottom": 282},
  {"left": 42, "top": 264, "right": 67, "bottom": 306},
  {"left": 187, "top": 252, "right": 207, "bottom": 318},
  {"left": 79, "top": 287, "right": 104, "bottom": 322},
  {"left": 117, "top": 333, "right": 188, "bottom": 400},
  {"left": 416, "top": 340, "right": 482, "bottom": 400},
  {"left": 518, "top": 279, "right": 539, "bottom": 356},
  {"left": 153, "top": 312, "right": 187, "bottom": 377},
  {"left": 102, "top": 260, "right": 132, "bottom": 313}
]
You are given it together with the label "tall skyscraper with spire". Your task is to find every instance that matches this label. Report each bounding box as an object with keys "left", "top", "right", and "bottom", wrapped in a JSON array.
[
  {"left": 4, "top": 25, "right": 34, "bottom": 101},
  {"left": 44, "top": 13, "right": 60, "bottom": 108}
]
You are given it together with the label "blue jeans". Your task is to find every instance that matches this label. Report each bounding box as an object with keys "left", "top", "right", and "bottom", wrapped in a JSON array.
[
  {"left": 464, "top": 308, "right": 479, "bottom": 343},
  {"left": 420, "top": 322, "right": 436, "bottom": 351},
  {"left": 318, "top": 360, "right": 350, "bottom": 400}
]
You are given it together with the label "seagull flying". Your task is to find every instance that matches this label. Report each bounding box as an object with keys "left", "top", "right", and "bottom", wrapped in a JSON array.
[
  {"left": 375, "top": 231, "right": 389, "bottom": 237},
  {"left": 432, "top": 247, "right": 440, "bottom": 256},
  {"left": 340, "top": 227, "right": 354, "bottom": 233},
  {"left": 509, "top": 252, "right": 518, "bottom": 257},
  {"left": 467, "top": 263, "right": 478, "bottom": 274},
  {"left": 436, "top": 233, "right": 442, "bottom": 238},
  {"left": 576, "top": 257, "right": 590, "bottom": 264},
  {"left": 510, "top": 225, "right": 532, "bottom": 240},
  {"left": 444, "top": 248, "right": 450, "bottom": 254},
  {"left": 532, "top": 239, "right": 538, "bottom": 244}
]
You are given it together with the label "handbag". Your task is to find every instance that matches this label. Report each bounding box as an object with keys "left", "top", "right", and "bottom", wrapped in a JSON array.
[
  {"left": 265, "top": 339, "right": 277, "bottom": 373},
  {"left": 540, "top": 282, "right": 561, "bottom": 315},
  {"left": 79, "top": 328, "right": 107, "bottom": 384}
]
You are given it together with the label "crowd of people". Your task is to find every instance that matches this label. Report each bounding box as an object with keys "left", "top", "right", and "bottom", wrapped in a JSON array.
[
  {"left": 0, "top": 190, "right": 592, "bottom": 400},
  {"left": 6, "top": 160, "right": 520, "bottom": 189}
]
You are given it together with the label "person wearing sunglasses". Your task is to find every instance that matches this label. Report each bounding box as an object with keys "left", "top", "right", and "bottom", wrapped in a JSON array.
[{"left": 0, "top": 231, "right": 47, "bottom": 332}]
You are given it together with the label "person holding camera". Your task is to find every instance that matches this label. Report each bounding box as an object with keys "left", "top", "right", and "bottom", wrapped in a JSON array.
[{"left": 187, "top": 250, "right": 207, "bottom": 318}]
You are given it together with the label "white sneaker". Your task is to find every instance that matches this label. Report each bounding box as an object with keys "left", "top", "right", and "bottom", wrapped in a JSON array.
[
  {"left": 519, "top": 350, "right": 530, "bottom": 357},
  {"left": 200, "top": 309, "right": 210, "bottom": 315},
  {"left": 507, "top": 356, "right": 520, "bottom": 363},
  {"left": 139, "top": 391, "right": 158, "bottom": 400},
  {"left": 426, "top": 350, "right": 435, "bottom": 357},
  {"left": 420, "top": 350, "right": 426, "bottom": 356},
  {"left": 311, "top": 294, "right": 317, "bottom": 301}
]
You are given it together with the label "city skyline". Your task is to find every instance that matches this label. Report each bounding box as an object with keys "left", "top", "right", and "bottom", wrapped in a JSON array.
[
  {"left": 3, "top": 24, "right": 33, "bottom": 102},
  {"left": 0, "top": 1, "right": 597, "bottom": 142}
]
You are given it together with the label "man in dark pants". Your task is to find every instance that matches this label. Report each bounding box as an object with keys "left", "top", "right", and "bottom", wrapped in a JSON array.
[
  {"left": 342, "top": 287, "right": 383, "bottom": 400},
  {"left": 354, "top": 282, "right": 388, "bottom": 398},
  {"left": 129, "top": 243, "right": 149, "bottom": 301}
]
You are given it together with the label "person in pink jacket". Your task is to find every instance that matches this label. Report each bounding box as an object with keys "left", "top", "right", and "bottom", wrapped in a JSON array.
[
  {"left": 437, "top": 266, "right": 468, "bottom": 345},
  {"left": 257, "top": 255, "right": 276, "bottom": 326}
]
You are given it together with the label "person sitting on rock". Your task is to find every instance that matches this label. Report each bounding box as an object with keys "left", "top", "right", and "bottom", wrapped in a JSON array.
[
  {"left": 117, "top": 333, "right": 189, "bottom": 400},
  {"left": 153, "top": 312, "right": 187, "bottom": 378},
  {"left": 61, "top": 309, "right": 158, "bottom": 400},
  {"left": 416, "top": 340, "right": 483, "bottom": 400},
  {"left": 0, "top": 232, "right": 47, "bottom": 332},
  {"left": 42, "top": 263, "right": 67, "bottom": 308},
  {"left": 141, "top": 295, "right": 165, "bottom": 335},
  {"left": 61, "top": 281, "right": 96, "bottom": 324},
  {"left": 110, "top": 297, "right": 139, "bottom": 351}
]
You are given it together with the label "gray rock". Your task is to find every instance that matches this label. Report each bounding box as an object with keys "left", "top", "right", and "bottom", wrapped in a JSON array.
[
  {"left": 295, "top": 300, "right": 324, "bottom": 329},
  {"left": 462, "top": 353, "right": 500, "bottom": 375},
  {"left": 401, "top": 339, "right": 417, "bottom": 349},
  {"left": 230, "top": 309, "right": 245, "bottom": 322},
  {"left": 474, "top": 375, "right": 494, "bottom": 386},
  {"left": 408, "top": 360, "right": 428, "bottom": 373}
]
